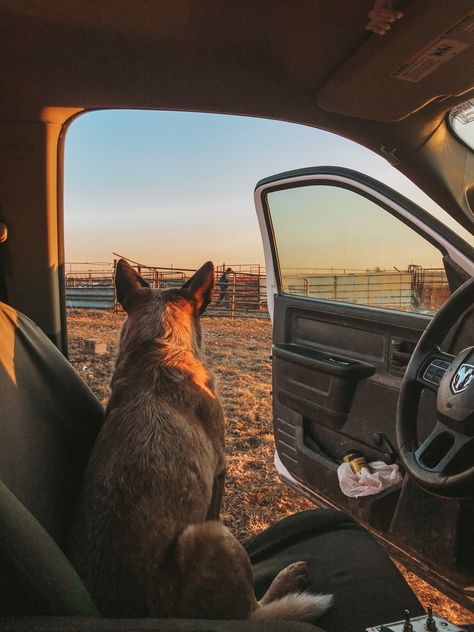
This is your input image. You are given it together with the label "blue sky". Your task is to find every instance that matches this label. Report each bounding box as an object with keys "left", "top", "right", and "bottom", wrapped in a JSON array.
[{"left": 64, "top": 109, "right": 470, "bottom": 270}]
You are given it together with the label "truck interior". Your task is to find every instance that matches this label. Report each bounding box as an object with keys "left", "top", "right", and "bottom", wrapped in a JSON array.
[{"left": 1, "top": 2, "right": 473, "bottom": 631}]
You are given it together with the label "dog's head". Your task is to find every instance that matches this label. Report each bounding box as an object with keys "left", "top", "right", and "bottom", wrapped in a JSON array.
[{"left": 115, "top": 259, "right": 214, "bottom": 348}]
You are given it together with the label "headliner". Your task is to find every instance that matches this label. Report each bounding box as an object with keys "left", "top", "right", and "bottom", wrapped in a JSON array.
[{"left": 1, "top": 0, "right": 474, "bottom": 227}]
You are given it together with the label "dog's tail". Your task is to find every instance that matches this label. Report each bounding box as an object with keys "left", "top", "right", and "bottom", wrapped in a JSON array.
[{"left": 251, "top": 592, "right": 333, "bottom": 622}]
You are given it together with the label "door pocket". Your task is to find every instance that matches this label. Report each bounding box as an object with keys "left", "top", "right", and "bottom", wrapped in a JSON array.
[
  {"left": 297, "top": 432, "right": 402, "bottom": 532},
  {"left": 273, "top": 343, "right": 375, "bottom": 429}
]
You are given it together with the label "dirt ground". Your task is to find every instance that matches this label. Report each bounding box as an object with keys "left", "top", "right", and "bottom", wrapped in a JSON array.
[{"left": 67, "top": 309, "right": 473, "bottom": 625}]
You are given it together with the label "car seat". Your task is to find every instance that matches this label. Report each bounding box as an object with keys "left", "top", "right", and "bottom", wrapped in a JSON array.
[{"left": 0, "top": 301, "right": 423, "bottom": 632}]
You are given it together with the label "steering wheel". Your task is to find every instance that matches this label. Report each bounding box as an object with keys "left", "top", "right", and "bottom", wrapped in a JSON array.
[{"left": 396, "top": 276, "right": 474, "bottom": 498}]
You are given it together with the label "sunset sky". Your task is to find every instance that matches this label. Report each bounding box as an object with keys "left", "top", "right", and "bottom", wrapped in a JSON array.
[{"left": 64, "top": 109, "right": 472, "bottom": 271}]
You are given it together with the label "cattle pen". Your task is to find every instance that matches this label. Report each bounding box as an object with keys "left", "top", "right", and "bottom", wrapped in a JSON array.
[
  {"left": 65, "top": 256, "right": 268, "bottom": 318},
  {"left": 65, "top": 257, "right": 450, "bottom": 317}
]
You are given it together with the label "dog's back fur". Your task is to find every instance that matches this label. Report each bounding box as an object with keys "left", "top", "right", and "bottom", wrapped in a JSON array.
[{"left": 69, "top": 259, "right": 331, "bottom": 621}]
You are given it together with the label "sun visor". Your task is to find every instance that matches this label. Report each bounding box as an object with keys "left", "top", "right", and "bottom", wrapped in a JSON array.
[{"left": 317, "top": 2, "right": 474, "bottom": 122}]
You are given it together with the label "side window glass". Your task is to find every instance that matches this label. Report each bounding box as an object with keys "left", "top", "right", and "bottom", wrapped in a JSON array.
[{"left": 266, "top": 184, "right": 449, "bottom": 314}]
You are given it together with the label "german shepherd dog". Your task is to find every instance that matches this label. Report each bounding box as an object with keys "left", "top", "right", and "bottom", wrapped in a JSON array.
[{"left": 69, "top": 259, "right": 332, "bottom": 621}]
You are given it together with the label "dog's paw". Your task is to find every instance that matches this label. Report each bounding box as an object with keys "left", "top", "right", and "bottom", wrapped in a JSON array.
[{"left": 259, "top": 561, "right": 310, "bottom": 605}]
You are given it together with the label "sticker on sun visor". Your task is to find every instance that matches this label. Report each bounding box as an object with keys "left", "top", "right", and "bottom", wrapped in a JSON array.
[
  {"left": 451, "top": 99, "right": 474, "bottom": 125},
  {"left": 392, "top": 10, "right": 474, "bottom": 83}
]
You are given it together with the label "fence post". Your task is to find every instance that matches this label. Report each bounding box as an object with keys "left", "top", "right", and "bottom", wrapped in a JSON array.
[
  {"left": 113, "top": 259, "right": 118, "bottom": 312},
  {"left": 231, "top": 273, "right": 236, "bottom": 319}
]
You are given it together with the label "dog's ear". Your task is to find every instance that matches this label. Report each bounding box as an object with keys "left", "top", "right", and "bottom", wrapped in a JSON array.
[
  {"left": 182, "top": 261, "right": 214, "bottom": 315},
  {"left": 115, "top": 259, "right": 149, "bottom": 311}
]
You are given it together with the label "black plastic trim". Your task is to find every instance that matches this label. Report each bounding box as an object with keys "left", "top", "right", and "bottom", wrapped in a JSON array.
[
  {"left": 276, "top": 292, "right": 432, "bottom": 331},
  {"left": 446, "top": 110, "right": 474, "bottom": 157},
  {"left": 57, "top": 122, "right": 68, "bottom": 357},
  {"left": 273, "top": 343, "right": 375, "bottom": 379}
]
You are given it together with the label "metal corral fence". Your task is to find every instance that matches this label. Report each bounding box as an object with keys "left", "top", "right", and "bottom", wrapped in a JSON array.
[
  {"left": 65, "top": 267, "right": 116, "bottom": 310},
  {"left": 65, "top": 258, "right": 269, "bottom": 318},
  {"left": 281, "top": 264, "right": 449, "bottom": 313},
  {"left": 65, "top": 260, "right": 450, "bottom": 316}
]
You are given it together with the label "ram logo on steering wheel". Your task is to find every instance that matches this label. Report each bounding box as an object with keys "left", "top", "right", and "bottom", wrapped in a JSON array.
[{"left": 451, "top": 363, "right": 474, "bottom": 394}]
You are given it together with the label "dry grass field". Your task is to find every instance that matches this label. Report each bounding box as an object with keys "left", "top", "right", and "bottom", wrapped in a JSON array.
[{"left": 67, "top": 309, "right": 473, "bottom": 625}]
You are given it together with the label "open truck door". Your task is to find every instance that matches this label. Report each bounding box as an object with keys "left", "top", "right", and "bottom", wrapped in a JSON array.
[{"left": 255, "top": 166, "right": 474, "bottom": 609}]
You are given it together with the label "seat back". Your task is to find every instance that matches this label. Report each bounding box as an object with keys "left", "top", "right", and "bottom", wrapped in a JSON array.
[{"left": 0, "top": 301, "right": 102, "bottom": 615}]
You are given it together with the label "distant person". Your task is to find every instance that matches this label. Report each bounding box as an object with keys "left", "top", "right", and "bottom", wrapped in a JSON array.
[{"left": 217, "top": 267, "right": 232, "bottom": 303}]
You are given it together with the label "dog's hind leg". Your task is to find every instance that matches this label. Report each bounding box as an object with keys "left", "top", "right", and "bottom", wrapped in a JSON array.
[
  {"left": 258, "top": 561, "right": 310, "bottom": 605},
  {"left": 175, "top": 522, "right": 332, "bottom": 622},
  {"left": 176, "top": 521, "right": 258, "bottom": 619},
  {"left": 206, "top": 468, "right": 226, "bottom": 521},
  {"left": 252, "top": 561, "right": 333, "bottom": 622}
]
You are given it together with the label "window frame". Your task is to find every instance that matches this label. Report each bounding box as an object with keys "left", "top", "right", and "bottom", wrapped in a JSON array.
[{"left": 258, "top": 169, "right": 474, "bottom": 316}]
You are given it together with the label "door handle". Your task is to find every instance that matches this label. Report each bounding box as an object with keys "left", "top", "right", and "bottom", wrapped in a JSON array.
[{"left": 390, "top": 338, "right": 416, "bottom": 375}]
